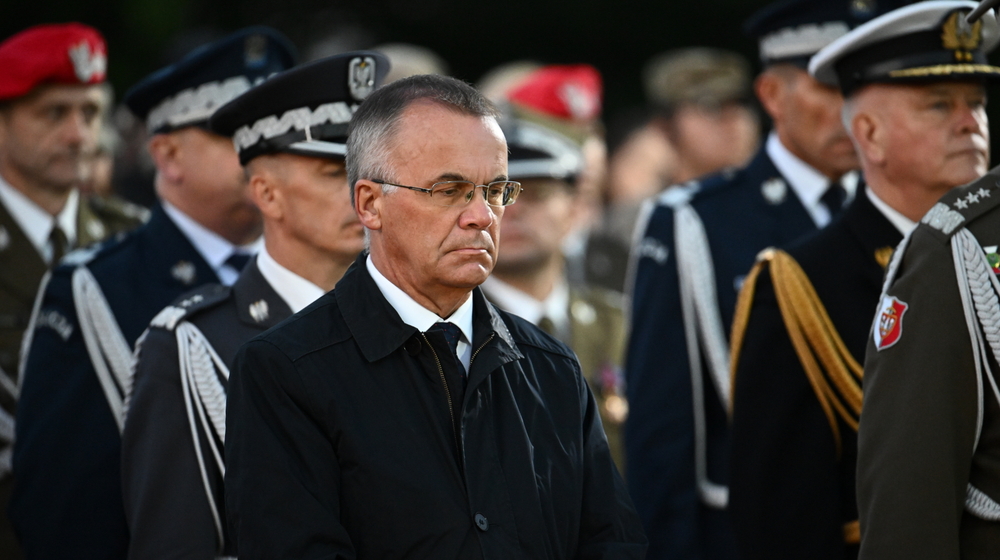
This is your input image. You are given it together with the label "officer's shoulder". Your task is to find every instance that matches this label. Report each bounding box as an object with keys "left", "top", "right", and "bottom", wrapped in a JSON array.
[
  {"left": 913, "top": 169, "right": 1000, "bottom": 243},
  {"left": 51, "top": 225, "right": 139, "bottom": 274},
  {"left": 85, "top": 195, "right": 150, "bottom": 230},
  {"left": 148, "top": 284, "right": 232, "bottom": 331},
  {"left": 492, "top": 306, "right": 576, "bottom": 361},
  {"left": 246, "top": 291, "right": 350, "bottom": 360}
]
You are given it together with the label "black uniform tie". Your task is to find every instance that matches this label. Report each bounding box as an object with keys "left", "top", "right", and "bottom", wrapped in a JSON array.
[
  {"left": 820, "top": 181, "right": 847, "bottom": 218},
  {"left": 430, "top": 321, "right": 465, "bottom": 376},
  {"left": 49, "top": 225, "right": 68, "bottom": 265},
  {"left": 225, "top": 252, "right": 252, "bottom": 272}
]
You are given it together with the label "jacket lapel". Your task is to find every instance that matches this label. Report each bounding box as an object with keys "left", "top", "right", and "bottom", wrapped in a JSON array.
[{"left": 232, "top": 258, "right": 294, "bottom": 329}]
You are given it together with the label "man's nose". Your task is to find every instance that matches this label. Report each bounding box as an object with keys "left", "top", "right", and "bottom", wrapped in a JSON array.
[
  {"left": 458, "top": 189, "right": 497, "bottom": 229},
  {"left": 60, "top": 109, "right": 92, "bottom": 147}
]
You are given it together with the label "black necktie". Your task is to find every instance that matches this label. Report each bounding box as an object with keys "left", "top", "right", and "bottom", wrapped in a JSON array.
[
  {"left": 429, "top": 321, "right": 465, "bottom": 376},
  {"left": 49, "top": 225, "right": 68, "bottom": 265},
  {"left": 820, "top": 181, "right": 847, "bottom": 218},
  {"left": 225, "top": 252, "right": 252, "bottom": 272}
]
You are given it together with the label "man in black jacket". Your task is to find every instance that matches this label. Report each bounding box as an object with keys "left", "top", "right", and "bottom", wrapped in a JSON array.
[{"left": 225, "top": 74, "right": 647, "bottom": 559}]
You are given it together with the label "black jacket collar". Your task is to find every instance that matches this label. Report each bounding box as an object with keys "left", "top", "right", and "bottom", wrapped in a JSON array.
[{"left": 335, "top": 253, "right": 522, "bottom": 367}]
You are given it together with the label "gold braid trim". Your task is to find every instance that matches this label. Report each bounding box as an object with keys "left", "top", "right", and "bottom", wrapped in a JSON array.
[
  {"left": 730, "top": 249, "right": 863, "bottom": 456},
  {"left": 728, "top": 249, "right": 770, "bottom": 414}
]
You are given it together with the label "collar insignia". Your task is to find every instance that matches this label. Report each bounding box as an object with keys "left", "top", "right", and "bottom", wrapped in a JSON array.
[
  {"left": 348, "top": 56, "right": 377, "bottom": 102},
  {"left": 984, "top": 245, "right": 1000, "bottom": 274},
  {"left": 874, "top": 246, "right": 894, "bottom": 269},
  {"left": 171, "top": 260, "right": 197, "bottom": 285},
  {"left": 942, "top": 11, "right": 982, "bottom": 62},
  {"left": 761, "top": 177, "right": 787, "bottom": 205},
  {"left": 249, "top": 299, "right": 270, "bottom": 323}
]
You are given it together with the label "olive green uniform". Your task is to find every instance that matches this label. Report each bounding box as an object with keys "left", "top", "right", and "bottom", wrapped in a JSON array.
[{"left": 859, "top": 170, "right": 1000, "bottom": 559}]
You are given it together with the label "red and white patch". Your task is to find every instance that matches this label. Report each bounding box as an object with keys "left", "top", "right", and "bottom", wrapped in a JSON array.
[{"left": 874, "top": 295, "right": 908, "bottom": 350}]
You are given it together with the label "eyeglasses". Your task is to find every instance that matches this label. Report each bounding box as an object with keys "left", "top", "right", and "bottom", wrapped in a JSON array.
[{"left": 373, "top": 179, "right": 522, "bottom": 207}]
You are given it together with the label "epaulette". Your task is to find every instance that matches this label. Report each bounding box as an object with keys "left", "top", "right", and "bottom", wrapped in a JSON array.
[
  {"left": 654, "top": 179, "right": 701, "bottom": 209},
  {"left": 57, "top": 228, "right": 134, "bottom": 269},
  {"left": 86, "top": 195, "right": 151, "bottom": 224},
  {"left": 919, "top": 169, "right": 1000, "bottom": 238},
  {"left": 148, "top": 284, "right": 231, "bottom": 331}
]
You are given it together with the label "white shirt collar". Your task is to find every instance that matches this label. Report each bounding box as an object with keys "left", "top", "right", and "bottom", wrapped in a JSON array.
[
  {"left": 866, "top": 187, "right": 917, "bottom": 236},
  {"left": 161, "top": 201, "right": 261, "bottom": 286},
  {"left": 0, "top": 174, "right": 79, "bottom": 261},
  {"left": 366, "top": 254, "right": 473, "bottom": 369},
  {"left": 766, "top": 132, "right": 858, "bottom": 228},
  {"left": 480, "top": 275, "right": 569, "bottom": 335},
  {"left": 255, "top": 246, "right": 326, "bottom": 313}
]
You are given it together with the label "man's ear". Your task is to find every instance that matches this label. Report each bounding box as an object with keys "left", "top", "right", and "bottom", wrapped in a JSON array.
[
  {"left": 355, "top": 179, "right": 383, "bottom": 231},
  {"left": 147, "top": 134, "right": 183, "bottom": 184},
  {"left": 851, "top": 108, "right": 884, "bottom": 167},
  {"left": 249, "top": 165, "right": 280, "bottom": 220},
  {"left": 754, "top": 70, "right": 785, "bottom": 123}
]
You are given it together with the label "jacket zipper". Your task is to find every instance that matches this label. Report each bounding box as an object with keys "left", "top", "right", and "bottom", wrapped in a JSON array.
[
  {"left": 421, "top": 333, "right": 459, "bottom": 454},
  {"left": 469, "top": 333, "right": 494, "bottom": 367}
]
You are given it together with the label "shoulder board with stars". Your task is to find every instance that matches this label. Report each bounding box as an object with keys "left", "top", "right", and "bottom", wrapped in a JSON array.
[
  {"left": 148, "top": 283, "right": 232, "bottom": 331},
  {"left": 919, "top": 169, "right": 1000, "bottom": 238}
]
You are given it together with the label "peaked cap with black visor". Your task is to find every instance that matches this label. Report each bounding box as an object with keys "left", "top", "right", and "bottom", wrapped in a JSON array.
[
  {"left": 810, "top": 0, "right": 1000, "bottom": 95},
  {"left": 123, "top": 26, "right": 297, "bottom": 135},
  {"left": 745, "top": 0, "right": 912, "bottom": 68},
  {"left": 499, "top": 109, "right": 585, "bottom": 184},
  {"left": 209, "top": 51, "right": 390, "bottom": 165}
]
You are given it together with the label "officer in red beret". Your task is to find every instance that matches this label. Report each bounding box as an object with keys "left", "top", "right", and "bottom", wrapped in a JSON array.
[{"left": 0, "top": 23, "right": 146, "bottom": 560}]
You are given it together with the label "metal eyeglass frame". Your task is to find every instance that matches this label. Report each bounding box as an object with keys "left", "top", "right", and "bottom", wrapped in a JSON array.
[{"left": 372, "top": 179, "right": 523, "bottom": 207}]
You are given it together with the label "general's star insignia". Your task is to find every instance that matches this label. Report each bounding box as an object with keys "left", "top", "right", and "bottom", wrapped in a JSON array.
[
  {"left": 967, "top": 192, "right": 981, "bottom": 205},
  {"left": 978, "top": 188, "right": 991, "bottom": 198}
]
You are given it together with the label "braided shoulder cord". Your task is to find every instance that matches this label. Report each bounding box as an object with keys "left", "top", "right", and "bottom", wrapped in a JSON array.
[{"left": 177, "top": 321, "right": 230, "bottom": 554}]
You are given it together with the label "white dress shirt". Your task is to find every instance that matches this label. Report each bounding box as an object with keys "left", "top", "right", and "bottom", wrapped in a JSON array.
[
  {"left": 766, "top": 132, "right": 859, "bottom": 228},
  {"left": 480, "top": 275, "right": 569, "bottom": 337},
  {"left": 366, "top": 255, "right": 473, "bottom": 371},
  {"left": 162, "top": 201, "right": 261, "bottom": 286},
  {"left": 256, "top": 246, "right": 326, "bottom": 313},
  {"left": 866, "top": 187, "right": 917, "bottom": 236},
  {"left": 0, "top": 174, "right": 79, "bottom": 263}
]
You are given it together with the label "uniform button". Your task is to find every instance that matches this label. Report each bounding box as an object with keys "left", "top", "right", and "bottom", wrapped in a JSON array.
[{"left": 474, "top": 513, "right": 489, "bottom": 531}]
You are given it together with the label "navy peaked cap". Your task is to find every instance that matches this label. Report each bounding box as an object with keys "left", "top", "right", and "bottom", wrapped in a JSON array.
[
  {"left": 209, "top": 51, "right": 390, "bottom": 165},
  {"left": 124, "top": 26, "right": 297, "bottom": 134}
]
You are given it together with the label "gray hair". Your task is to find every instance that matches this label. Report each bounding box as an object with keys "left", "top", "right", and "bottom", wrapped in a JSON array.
[{"left": 346, "top": 74, "right": 501, "bottom": 204}]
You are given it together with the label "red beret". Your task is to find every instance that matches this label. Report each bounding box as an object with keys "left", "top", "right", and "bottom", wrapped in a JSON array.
[
  {"left": 0, "top": 23, "right": 107, "bottom": 101},
  {"left": 507, "top": 64, "right": 603, "bottom": 123}
]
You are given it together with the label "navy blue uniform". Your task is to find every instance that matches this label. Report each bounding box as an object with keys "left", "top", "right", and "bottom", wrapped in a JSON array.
[
  {"left": 626, "top": 148, "right": 817, "bottom": 559},
  {"left": 11, "top": 205, "right": 218, "bottom": 559},
  {"left": 729, "top": 189, "right": 901, "bottom": 560}
]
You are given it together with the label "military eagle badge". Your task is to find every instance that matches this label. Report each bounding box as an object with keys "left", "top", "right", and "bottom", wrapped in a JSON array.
[
  {"left": 942, "top": 10, "right": 982, "bottom": 62},
  {"left": 874, "top": 295, "right": 908, "bottom": 350}
]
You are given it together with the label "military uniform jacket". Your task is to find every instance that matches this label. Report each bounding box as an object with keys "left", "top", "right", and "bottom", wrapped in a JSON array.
[
  {"left": 225, "top": 255, "right": 647, "bottom": 559},
  {"left": 626, "top": 147, "right": 817, "bottom": 560},
  {"left": 859, "top": 172, "right": 1000, "bottom": 559},
  {"left": 123, "top": 260, "right": 290, "bottom": 560},
  {"left": 568, "top": 286, "right": 628, "bottom": 471},
  {"left": 11, "top": 205, "right": 219, "bottom": 560},
  {"left": 728, "top": 189, "right": 901, "bottom": 560},
  {"left": 0, "top": 193, "right": 144, "bottom": 560}
]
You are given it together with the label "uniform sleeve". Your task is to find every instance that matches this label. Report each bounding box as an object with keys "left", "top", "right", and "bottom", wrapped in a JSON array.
[
  {"left": 858, "top": 230, "right": 978, "bottom": 559},
  {"left": 122, "top": 326, "right": 220, "bottom": 559},
  {"left": 624, "top": 204, "right": 701, "bottom": 559},
  {"left": 225, "top": 339, "right": 354, "bottom": 560},
  {"left": 576, "top": 359, "right": 648, "bottom": 560},
  {"left": 11, "top": 269, "right": 129, "bottom": 558},
  {"left": 729, "top": 266, "right": 850, "bottom": 560}
]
